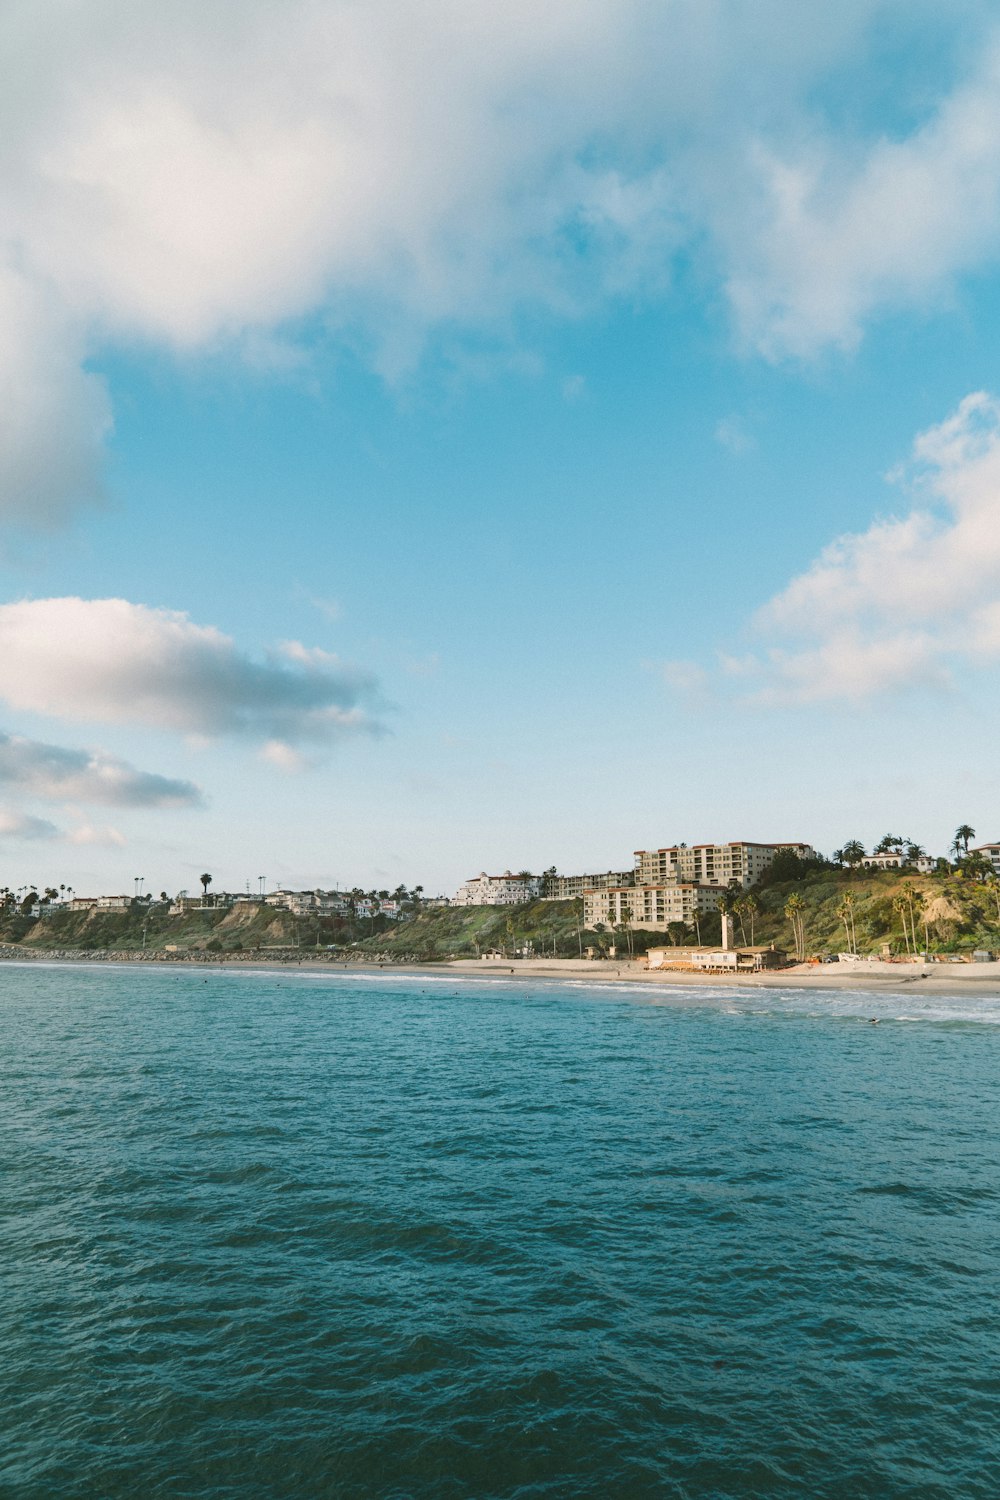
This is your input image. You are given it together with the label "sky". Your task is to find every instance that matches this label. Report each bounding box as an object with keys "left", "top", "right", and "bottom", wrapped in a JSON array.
[{"left": 2, "top": 0, "right": 1000, "bottom": 897}]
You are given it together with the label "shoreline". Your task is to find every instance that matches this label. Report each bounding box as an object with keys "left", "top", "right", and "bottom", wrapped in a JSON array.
[{"left": 4, "top": 948, "right": 1000, "bottom": 996}]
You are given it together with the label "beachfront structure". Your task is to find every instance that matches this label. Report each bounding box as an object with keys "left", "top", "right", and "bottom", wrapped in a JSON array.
[
  {"left": 68, "top": 897, "right": 98, "bottom": 911},
  {"left": 634, "top": 841, "right": 815, "bottom": 890},
  {"left": 452, "top": 871, "right": 543, "bottom": 906},
  {"left": 96, "top": 894, "right": 131, "bottom": 910},
  {"left": 584, "top": 882, "right": 719, "bottom": 932},
  {"left": 646, "top": 945, "right": 786, "bottom": 972},
  {"left": 542, "top": 870, "right": 635, "bottom": 900}
]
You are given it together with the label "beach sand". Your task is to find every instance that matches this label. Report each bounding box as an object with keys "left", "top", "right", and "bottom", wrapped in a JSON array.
[{"left": 3, "top": 948, "right": 1000, "bottom": 997}]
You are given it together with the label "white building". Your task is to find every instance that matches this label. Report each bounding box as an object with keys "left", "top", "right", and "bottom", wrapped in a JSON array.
[
  {"left": 860, "top": 850, "right": 935, "bottom": 873},
  {"left": 973, "top": 843, "right": 1000, "bottom": 874},
  {"left": 96, "top": 895, "right": 131, "bottom": 910},
  {"left": 634, "top": 841, "right": 815, "bottom": 890},
  {"left": 584, "top": 883, "right": 720, "bottom": 932},
  {"left": 452, "top": 871, "right": 543, "bottom": 906}
]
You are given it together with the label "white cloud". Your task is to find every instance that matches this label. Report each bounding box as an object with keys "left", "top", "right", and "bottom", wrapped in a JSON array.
[
  {"left": 0, "top": 597, "right": 385, "bottom": 745},
  {"left": 0, "top": 807, "right": 58, "bottom": 840},
  {"left": 65, "top": 822, "right": 127, "bottom": 848},
  {"left": 747, "top": 391, "right": 1000, "bottom": 701},
  {"left": 5, "top": 4, "right": 1000, "bottom": 521},
  {"left": 0, "top": 730, "right": 202, "bottom": 806}
]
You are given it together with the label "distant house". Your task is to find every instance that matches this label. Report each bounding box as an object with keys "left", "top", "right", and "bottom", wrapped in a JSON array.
[
  {"left": 452, "top": 872, "right": 543, "bottom": 906},
  {"left": 861, "top": 849, "right": 935, "bottom": 873},
  {"left": 96, "top": 895, "right": 130, "bottom": 910},
  {"left": 68, "top": 897, "right": 98, "bottom": 912}
]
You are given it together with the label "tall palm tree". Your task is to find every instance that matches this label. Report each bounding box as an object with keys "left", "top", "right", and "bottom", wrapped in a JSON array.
[
  {"left": 784, "top": 893, "right": 806, "bottom": 961},
  {"left": 955, "top": 825, "right": 976, "bottom": 857},
  {"left": 743, "top": 892, "right": 759, "bottom": 945},
  {"left": 200, "top": 872, "right": 213, "bottom": 905}
]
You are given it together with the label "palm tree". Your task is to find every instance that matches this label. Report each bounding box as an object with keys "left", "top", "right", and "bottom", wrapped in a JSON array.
[
  {"left": 743, "top": 892, "right": 759, "bottom": 945},
  {"left": 955, "top": 825, "right": 976, "bottom": 857},
  {"left": 200, "top": 872, "right": 213, "bottom": 905},
  {"left": 784, "top": 893, "right": 806, "bottom": 961},
  {"left": 837, "top": 893, "right": 857, "bottom": 954},
  {"left": 893, "top": 894, "right": 912, "bottom": 955},
  {"left": 732, "top": 896, "right": 748, "bottom": 946},
  {"left": 839, "top": 840, "right": 866, "bottom": 872},
  {"left": 620, "top": 902, "right": 634, "bottom": 958}
]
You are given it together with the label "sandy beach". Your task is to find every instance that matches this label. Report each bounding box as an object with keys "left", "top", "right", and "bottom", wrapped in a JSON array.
[
  {"left": 5, "top": 946, "right": 999, "bottom": 997},
  {"left": 447, "top": 955, "right": 1000, "bottom": 996}
]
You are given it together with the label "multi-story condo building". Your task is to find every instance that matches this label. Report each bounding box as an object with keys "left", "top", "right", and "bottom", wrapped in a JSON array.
[
  {"left": 584, "top": 883, "right": 720, "bottom": 932},
  {"left": 542, "top": 870, "right": 635, "bottom": 900},
  {"left": 973, "top": 843, "right": 1000, "bottom": 874},
  {"left": 633, "top": 841, "right": 815, "bottom": 890},
  {"left": 452, "top": 871, "right": 543, "bottom": 906}
]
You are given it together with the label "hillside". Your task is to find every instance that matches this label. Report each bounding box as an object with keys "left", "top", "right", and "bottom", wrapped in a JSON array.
[{"left": 3, "top": 868, "right": 998, "bottom": 961}]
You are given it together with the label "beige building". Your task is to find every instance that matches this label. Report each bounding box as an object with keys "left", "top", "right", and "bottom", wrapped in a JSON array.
[
  {"left": 542, "top": 870, "right": 634, "bottom": 900},
  {"left": 584, "top": 882, "right": 719, "bottom": 932},
  {"left": 634, "top": 841, "right": 815, "bottom": 890}
]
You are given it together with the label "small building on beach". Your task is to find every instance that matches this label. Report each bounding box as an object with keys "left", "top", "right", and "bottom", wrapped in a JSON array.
[{"left": 646, "top": 944, "right": 787, "bottom": 972}]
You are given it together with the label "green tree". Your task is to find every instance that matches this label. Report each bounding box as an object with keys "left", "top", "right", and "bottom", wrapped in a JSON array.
[
  {"left": 955, "top": 825, "right": 976, "bottom": 857},
  {"left": 838, "top": 840, "right": 866, "bottom": 871},
  {"left": 200, "top": 872, "right": 213, "bottom": 904},
  {"left": 784, "top": 893, "right": 806, "bottom": 961}
]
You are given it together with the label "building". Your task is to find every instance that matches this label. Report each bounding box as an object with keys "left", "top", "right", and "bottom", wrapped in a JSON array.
[
  {"left": 542, "top": 870, "right": 634, "bottom": 900},
  {"left": 264, "top": 889, "right": 349, "bottom": 917},
  {"left": 584, "top": 882, "right": 719, "bottom": 932},
  {"left": 96, "top": 895, "right": 131, "bottom": 910},
  {"left": 973, "top": 843, "right": 1000, "bottom": 875},
  {"left": 634, "top": 841, "right": 815, "bottom": 890},
  {"left": 860, "top": 850, "right": 936, "bottom": 873},
  {"left": 646, "top": 945, "right": 786, "bottom": 971},
  {"left": 452, "top": 871, "right": 543, "bottom": 906},
  {"left": 68, "top": 897, "right": 98, "bottom": 912}
]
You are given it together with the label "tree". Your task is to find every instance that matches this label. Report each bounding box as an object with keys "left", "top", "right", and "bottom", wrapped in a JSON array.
[
  {"left": 732, "top": 896, "right": 748, "bottom": 946},
  {"left": 955, "top": 825, "right": 976, "bottom": 858},
  {"left": 962, "top": 851, "right": 991, "bottom": 881},
  {"left": 984, "top": 875, "right": 1000, "bottom": 926},
  {"left": 743, "top": 892, "right": 759, "bottom": 945},
  {"left": 838, "top": 840, "right": 866, "bottom": 871},
  {"left": 784, "top": 893, "right": 806, "bottom": 961},
  {"left": 892, "top": 894, "right": 912, "bottom": 955},
  {"left": 837, "top": 893, "right": 858, "bottom": 954},
  {"left": 667, "top": 921, "right": 687, "bottom": 947},
  {"left": 200, "top": 872, "right": 213, "bottom": 904},
  {"left": 620, "top": 902, "right": 634, "bottom": 958},
  {"left": 875, "top": 834, "right": 906, "bottom": 853},
  {"left": 905, "top": 842, "right": 925, "bottom": 864}
]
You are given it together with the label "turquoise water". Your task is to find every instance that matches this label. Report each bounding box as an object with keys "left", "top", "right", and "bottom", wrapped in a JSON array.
[{"left": 2, "top": 964, "right": 999, "bottom": 1499}]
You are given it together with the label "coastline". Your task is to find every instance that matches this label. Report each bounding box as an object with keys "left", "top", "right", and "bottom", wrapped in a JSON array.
[{"left": 4, "top": 946, "right": 1000, "bottom": 996}]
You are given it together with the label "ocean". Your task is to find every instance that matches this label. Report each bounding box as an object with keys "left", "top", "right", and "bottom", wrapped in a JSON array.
[{"left": 2, "top": 963, "right": 998, "bottom": 1498}]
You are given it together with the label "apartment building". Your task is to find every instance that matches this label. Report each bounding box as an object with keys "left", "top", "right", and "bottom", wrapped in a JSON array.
[
  {"left": 634, "top": 841, "right": 815, "bottom": 890},
  {"left": 973, "top": 843, "right": 1000, "bottom": 874},
  {"left": 452, "top": 871, "right": 543, "bottom": 906},
  {"left": 584, "top": 882, "right": 720, "bottom": 932},
  {"left": 542, "top": 870, "right": 635, "bottom": 900}
]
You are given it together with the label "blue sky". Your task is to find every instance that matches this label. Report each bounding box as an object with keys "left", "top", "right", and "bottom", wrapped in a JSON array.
[{"left": 2, "top": 0, "right": 1000, "bottom": 895}]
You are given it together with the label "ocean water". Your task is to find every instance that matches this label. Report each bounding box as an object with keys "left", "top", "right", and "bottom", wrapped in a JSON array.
[{"left": 2, "top": 965, "right": 999, "bottom": 1499}]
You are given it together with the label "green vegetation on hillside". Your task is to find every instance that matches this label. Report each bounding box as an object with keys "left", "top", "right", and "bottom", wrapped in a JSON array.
[{"left": 3, "top": 863, "right": 1000, "bottom": 962}]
